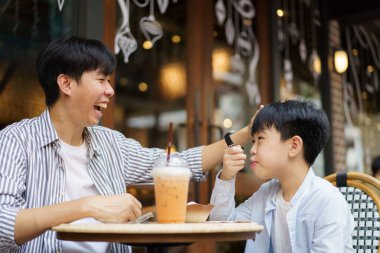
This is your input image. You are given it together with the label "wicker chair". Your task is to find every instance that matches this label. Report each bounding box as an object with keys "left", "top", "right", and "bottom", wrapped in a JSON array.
[{"left": 325, "top": 172, "right": 380, "bottom": 253}]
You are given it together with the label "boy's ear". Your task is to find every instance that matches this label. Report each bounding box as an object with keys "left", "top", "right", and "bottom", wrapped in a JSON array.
[
  {"left": 57, "top": 74, "right": 72, "bottom": 96},
  {"left": 288, "top": 135, "right": 303, "bottom": 157}
]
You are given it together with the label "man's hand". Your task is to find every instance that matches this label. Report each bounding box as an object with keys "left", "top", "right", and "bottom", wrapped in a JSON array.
[
  {"left": 220, "top": 146, "right": 246, "bottom": 181},
  {"left": 86, "top": 193, "right": 142, "bottom": 223},
  {"left": 248, "top": 104, "right": 264, "bottom": 131}
]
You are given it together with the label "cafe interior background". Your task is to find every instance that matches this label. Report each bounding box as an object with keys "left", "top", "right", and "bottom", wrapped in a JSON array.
[{"left": 1, "top": 0, "right": 380, "bottom": 252}]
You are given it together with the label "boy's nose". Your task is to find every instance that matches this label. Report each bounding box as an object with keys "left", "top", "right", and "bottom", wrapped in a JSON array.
[{"left": 250, "top": 144, "right": 257, "bottom": 155}]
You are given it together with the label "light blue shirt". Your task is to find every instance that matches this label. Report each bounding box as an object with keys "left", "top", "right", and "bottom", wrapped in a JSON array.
[{"left": 210, "top": 169, "right": 355, "bottom": 253}]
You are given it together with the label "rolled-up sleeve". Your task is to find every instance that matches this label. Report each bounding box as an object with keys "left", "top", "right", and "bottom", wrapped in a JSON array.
[
  {"left": 0, "top": 131, "right": 26, "bottom": 251},
  {"left": 116, "top": 131, "right": 205, "bottom": 184},
  {"left": 177, "top": 146, "right": 205, "bottom": 181}
]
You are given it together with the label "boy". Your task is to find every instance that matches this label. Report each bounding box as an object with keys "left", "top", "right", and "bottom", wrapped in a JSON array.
[{"left": 210, "top": 100, "right": 354, "bottom": 252}]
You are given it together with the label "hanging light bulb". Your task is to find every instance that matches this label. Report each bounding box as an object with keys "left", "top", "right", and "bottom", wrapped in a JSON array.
[{"left": 334, "top": 50, "right": 348, "bottom": 74}]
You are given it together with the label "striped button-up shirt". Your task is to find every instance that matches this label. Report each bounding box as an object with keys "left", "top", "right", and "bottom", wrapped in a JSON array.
[{"left": 0, "top": 109, "right": 204, "bottom": 253}]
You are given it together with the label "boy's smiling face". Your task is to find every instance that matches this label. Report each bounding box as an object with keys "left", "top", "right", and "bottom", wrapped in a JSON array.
[{"left": 249, "top": 126, "right": 291, "bottom": 180}]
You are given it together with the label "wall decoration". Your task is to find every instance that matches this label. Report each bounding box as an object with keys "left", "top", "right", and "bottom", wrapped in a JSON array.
[
  {"left": 298, "top": 0, "right": 307, "bottom": 62},
  {"left": 116, "top": 0, "right": 178, "bottom": 63},
  {"left": 57, "top": 0, "right": 65, "bottom": 11},
  {"left": 139, "top": 0, "right": 163, "bottom": 46},
  {"left": 215, "top": 0, "right": 226, "bottom": 26},
  {"left": 277, "top": 0, "right": 322, "bottom": 92},
  {"left": 283, "top": 0, "right": 293, "bottom": 90},
  {"left": 214, "top": 0, "right": 260, "bottom": 105},
  {"left": 115, "top": 0, "right": 138, "bottom": 63},
  {"left": 344, "top": 24, "right": 380, "bottom": 124},
  {"left": 308, "top": 6, "right": 321, "bottom": 86}
]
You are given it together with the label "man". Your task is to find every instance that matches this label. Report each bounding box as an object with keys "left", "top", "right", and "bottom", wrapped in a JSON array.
[{"left": 0, "top": 37, "right": 256, "bottom": 252}]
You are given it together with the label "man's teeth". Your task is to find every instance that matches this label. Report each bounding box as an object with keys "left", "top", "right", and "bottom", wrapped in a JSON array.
[{"left": 95, "top": 103, "right": 107, "bottom": 109}]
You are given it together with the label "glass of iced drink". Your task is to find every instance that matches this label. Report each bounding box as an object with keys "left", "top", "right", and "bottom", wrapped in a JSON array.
[{"left": 153, "top": 154, "right": 191, "bottom": 223}]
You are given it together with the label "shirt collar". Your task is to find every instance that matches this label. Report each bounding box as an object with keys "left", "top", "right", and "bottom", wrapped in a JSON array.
[
  {"left": 83, "top": 127, "right": 101, "bottom": 159},
  {"left": 265, "top": 168, "right": 316, "bottom": 210},
  {"left": 37, "top": 109, "right": 59, "bottom": 147}
]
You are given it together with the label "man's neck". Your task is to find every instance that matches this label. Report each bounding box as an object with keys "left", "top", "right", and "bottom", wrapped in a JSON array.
[
  {"left": 49, "top": 103, "right": 84, "bottom": 146},
  {"left": 278, "top": 162, "right": 310, "bottom": 202}
]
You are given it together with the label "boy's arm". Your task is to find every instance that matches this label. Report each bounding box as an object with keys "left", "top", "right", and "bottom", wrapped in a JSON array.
[
  {"left": 311, "top": 193, "right": 355, "bottom": 253},
  {"left": 209, "top": 172, "right": 255, "bottom": 221},
  {"left": 210, "top": 146, "right": 253, "bottom": 221}
]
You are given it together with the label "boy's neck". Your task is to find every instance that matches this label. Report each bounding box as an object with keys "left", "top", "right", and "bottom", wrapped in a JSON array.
[{"left": 278, "top": 161, "right": 310, "bottom": 202}]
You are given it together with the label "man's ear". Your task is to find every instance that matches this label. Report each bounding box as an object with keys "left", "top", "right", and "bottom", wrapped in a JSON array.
[
  {"left": 57, "top": 74, "right": 72, "bottom": 96},
  {"left": 288, "top": 135, "right": 303, "bottom": 158}
]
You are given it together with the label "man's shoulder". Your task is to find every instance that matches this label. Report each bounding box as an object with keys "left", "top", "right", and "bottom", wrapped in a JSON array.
[
  {"left": 0, "top": 117, "right": 39, "bottom": 137},
  {"left": 86, "top": 125, "right": 125, "bottom": 142}
]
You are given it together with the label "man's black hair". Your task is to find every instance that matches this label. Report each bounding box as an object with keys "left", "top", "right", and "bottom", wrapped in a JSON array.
[
  {"left": 251, "top": 100, "right": 330, "bottom": 166},
  {"left": 36, "top": 36, "right": 116, "bottom": 106}
]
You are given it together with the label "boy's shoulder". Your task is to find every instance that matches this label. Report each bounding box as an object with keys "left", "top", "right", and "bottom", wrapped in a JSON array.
[
  {"left": 310, "top": 175, "right": 342, "bottom": 196},
  {"left": 254, "top": 172, "right": 347, "bottom": 204},
  {"left": 303, "top": 174, "right": 349, "bottom": 210}
]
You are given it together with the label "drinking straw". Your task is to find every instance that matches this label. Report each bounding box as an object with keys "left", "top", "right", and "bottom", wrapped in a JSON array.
[{"left": 166, "top": 122, "right": 173, "bottom": 163}]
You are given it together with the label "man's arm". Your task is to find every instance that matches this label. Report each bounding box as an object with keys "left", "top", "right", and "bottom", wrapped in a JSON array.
[
  {"left": 201, "top": 126, "right": 250, "bottom": 172},
  {"left": 201, "top": 106, "right": 262, "bottom": 172},
  {"left": 14, "top": 193, "right": 142, "bottom": 245}
]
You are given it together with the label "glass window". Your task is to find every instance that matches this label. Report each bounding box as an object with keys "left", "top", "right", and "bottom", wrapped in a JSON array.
[
  {"left": 114, "top": 0, "right": 188, "bottom": 151},
  {"left": 0, "top": 0, "right": 79, "bottom": 129}
]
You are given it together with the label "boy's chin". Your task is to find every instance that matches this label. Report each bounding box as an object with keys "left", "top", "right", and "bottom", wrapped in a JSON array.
[{"left": 255, "top": 172, "right": 273, "bottom": 180}]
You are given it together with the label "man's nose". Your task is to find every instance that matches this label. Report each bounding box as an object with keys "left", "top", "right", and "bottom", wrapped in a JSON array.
[{"left": 105, "top": 82, "right": 115, "bottom": 97}]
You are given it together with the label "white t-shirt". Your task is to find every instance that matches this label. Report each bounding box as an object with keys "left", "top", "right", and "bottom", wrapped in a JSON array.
[
  {"left": 60, "top": 139, "right": 110, "bottom": 253},
  {"left": 271, "top": 189, "right": 293, "bottom": 253}
]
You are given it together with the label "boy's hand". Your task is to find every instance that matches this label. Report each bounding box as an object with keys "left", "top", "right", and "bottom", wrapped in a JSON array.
[{"left": 220, "top": 145, "right": 246, "bottom": 181}]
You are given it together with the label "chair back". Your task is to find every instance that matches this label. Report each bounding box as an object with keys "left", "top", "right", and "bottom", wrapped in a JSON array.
[{"left": 325, "top": 172, "right": 380, "bottom": 253}]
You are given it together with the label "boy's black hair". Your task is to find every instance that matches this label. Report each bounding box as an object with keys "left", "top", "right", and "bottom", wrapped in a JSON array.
[
  {"left": 251, "top": 100, "right": 330, "bottom": 166},
  {"left": 371, "top": 156, "right": 380, "bottom": 177},
  {"left": 36, "top": 36, "right": 116, "bottom": 106}
]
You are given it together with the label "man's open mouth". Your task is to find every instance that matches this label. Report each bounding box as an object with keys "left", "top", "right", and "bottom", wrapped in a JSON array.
[{"left": 94, "top": 103, "right": 107, "bottom": 111}]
